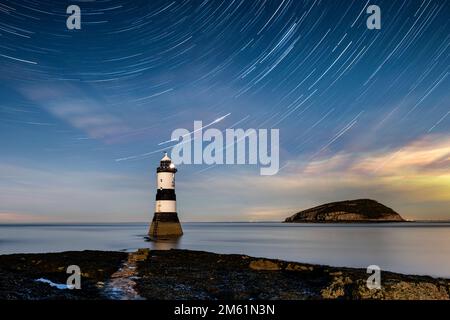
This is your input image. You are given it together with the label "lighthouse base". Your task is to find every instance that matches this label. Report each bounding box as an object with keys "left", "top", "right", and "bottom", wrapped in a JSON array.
[{"left": 149, "top": 212, "right": 183, "bottom": 240}]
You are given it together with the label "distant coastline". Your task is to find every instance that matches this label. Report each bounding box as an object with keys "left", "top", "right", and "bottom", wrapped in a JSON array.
[{"left": 284, "top": 199, "right": 406, "bottom": 223}]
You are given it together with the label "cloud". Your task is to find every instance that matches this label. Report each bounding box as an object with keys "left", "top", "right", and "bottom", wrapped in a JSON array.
[
  {"left": 18, "top": 84, "right": 130, "bottom": 143},
  {"left": 301, "top": 134, "right": 450, "bottom": 176},
  {"left": 350, "top": 134, "right": 450, "bottom": 175}
]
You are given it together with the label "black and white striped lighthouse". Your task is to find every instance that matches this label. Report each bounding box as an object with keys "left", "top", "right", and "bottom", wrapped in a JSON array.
[{"left": 148, "top": 152, "right": 183, "bottom": 239}]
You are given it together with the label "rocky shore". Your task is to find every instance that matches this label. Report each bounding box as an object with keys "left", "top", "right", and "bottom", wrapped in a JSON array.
[{"left": 1, "top": 249, "right": 449, "bottom": 300}]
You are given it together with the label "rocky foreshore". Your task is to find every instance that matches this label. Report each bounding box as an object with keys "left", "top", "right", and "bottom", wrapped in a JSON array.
[{"left": 1, "top": 249, "right": 449, "bottom": 300}]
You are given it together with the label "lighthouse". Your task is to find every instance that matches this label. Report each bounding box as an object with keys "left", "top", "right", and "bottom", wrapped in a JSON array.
[{"left": 148, "top": 152, "right": 183, "bottom": 239}]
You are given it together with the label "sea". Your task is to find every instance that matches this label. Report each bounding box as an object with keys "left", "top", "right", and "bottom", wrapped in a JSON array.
[{"left": 1, "top": 222, "right": 450, "bottom": 278}]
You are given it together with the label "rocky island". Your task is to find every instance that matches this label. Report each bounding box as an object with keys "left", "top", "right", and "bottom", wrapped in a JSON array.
[
  {"left": 285, "top": 199, "right": 405, "bottom": 223},
  {"left": 1, "top": 249, "right": 448, "bottom": 300}
]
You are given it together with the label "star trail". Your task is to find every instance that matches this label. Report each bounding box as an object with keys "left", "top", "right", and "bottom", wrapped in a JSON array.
[{"left": 0, "top": 0, "right": 449, "bottom": 222}]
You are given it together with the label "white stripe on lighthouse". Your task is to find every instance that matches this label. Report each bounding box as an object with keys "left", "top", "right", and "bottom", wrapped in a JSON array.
[
  {"left": 157, "top": 172, "right": 175, "bottom": 189},
  {"left": 155, "top": 200, "right": 176, "bottom": 213}
]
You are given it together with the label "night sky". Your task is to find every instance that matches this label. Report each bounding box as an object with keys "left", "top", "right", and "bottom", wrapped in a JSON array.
[{"left": 0, "top": 0, "right": 449, "bottom": 222}]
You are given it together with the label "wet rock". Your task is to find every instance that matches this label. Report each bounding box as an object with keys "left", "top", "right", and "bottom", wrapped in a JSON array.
[{"left": 0, "top": 250, "right": 126, "bottom": 300}]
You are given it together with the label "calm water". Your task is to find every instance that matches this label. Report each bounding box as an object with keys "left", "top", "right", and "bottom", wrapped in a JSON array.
[{"left": 1, "top": 222, "right": 450, "bottom": 278}]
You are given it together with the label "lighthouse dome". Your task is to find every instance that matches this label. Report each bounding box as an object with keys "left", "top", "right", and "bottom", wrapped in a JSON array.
[
  {"left": 161, "top": 152, "right": 171, "bottom": 161},
  {"left": 158, "top": 152, "right": 177, "bottom": 173}
]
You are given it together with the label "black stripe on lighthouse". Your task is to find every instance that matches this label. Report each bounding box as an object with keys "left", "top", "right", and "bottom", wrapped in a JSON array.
[
  {"left": 155, "top": 189, "right": 176, "bottom": 201},
  {"left": 152, "top": 213, "right": 179, "bottom": 222}
]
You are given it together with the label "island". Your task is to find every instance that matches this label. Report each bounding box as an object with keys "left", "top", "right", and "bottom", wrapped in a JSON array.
[
  {"left": 1, "top": 249, "right": 449, "bottom": 300},
  {"left": 284, "top": 199, "right": 405, "bottom": 223}
]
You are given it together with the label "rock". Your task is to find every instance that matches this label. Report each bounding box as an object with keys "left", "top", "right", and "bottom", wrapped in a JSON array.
[
  {"left": 352, "top": 279, "right": 384, "bottom": 299},
  {"left": 352, "top": 279, "right": 450, "bottom": 300},
  {"left": 285, "top": 263, "right": 313, "bottom": 272},
  {"left": 135, "top": 249, "right": 150, "bottom": 260},
  {"left": 321, "top": 275, "right": 353, "bottom": 299},
  {"left": 0, "top": 250, "right": 127, "bottom": 300},
  {"left": 384, "top": 281, "right": 449, "bottom": 300},
  {"left": 1, "top": 249, "right": 449, "bottom": 300},
  {"left": 285, "top": 199, "right": 405, "bottom": 223},
  {"left": 249, "top": 259, "right": 281, "bottom": 271}
]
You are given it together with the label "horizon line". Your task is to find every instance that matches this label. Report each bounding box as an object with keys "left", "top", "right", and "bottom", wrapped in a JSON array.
[{"left": 2, "top": 219, "right": 450, "bottom": 225}]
